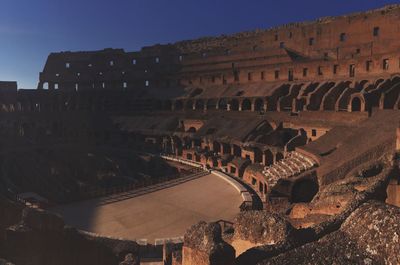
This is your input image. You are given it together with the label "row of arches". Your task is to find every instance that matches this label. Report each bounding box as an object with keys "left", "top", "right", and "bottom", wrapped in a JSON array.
[
  {"left": 161, "top": 135, "right": 286, "bottom": 167},
  {"left": 168, "top": 95, "right": 367, "bottom": 113},
  {"left": 170, "top": 97, "right": 266, "bottom": 112},
  {"left": 1, "top": 84, "right": 370, "bottom": 113},
  {"left": 3, "top": 94, "right": 365, "bottom": 113},
  {"left": 164, "top": 77, "right": 400, "bottom": 113}
]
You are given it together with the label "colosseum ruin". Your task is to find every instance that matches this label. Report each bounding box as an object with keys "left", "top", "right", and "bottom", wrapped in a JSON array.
[{"left": 1, "top": 4, "right": 400, "bottom": 265}]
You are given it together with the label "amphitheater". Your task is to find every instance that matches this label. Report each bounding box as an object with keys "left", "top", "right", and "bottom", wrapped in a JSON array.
[{"left": 1, "top": 4, "right": 400, "bottom": 265}]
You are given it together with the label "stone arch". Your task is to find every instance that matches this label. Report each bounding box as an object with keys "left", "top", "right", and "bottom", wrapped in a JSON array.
[
  {"left": 182, "top": 136, "right": 192, "bottom": 148},
  {"left": 351, "top": 97, "right": 362, "bottom": 111},
  {"left": 290, "top": 177, "right": 319, "bottom": 203},
  {"left": 172, "top": 136, "right": 183, "bottom": 156},
  {"left": 254, "top": 98, "right": 264, "bottom": 111},
  {"left": 221, "top": 142, "right": 231, "bottom": 154},
  {"left": 206, "top": 99, "right": 218, "bottom": 110},
  {"left": 275, "top": 152, "right": 284, "bottom": 162},
  {"left": 391, "top": 75, "right": 400, "bottom": 83},
  {"left": 161, "top": 136, "right": 172, "bottom": 153},
  {"left": 172, "top": 136, "right": 182, "bottom": 147},
  {"left": 232, "top": 144, "right": 242, "bottom": 157},
  {"left": 241, "top": 98, "right": 252, "bottom": 111},
  {"left": 254, "top": 147, "right": 263, "bottom": 163},
  {"left": 185, "top": 100, "right": 194, "bottom": 110},
  {"left": 187, "top": 127, "right": 196, "bottom": 133},
  {"left": 264, "top": 149, "right": 274, "bottom": 166},
  {"left": 217, "top": 98, "right": 228, "bottom": 110},
  {"left": 195, "top": 99, "right": 205, "bottom": 110},
  {"left": 349, "top": 94, "right": 365, "bottom": 112},
  {"left": 230, "top": 99, "right": 239, "bottom": 111},
  {"left": 214, "top": 142, "right": 222, "bottom": 154}
]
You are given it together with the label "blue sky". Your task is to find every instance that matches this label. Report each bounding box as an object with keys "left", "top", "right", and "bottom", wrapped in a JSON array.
[{"left": 0, "top": 0, "right": 397, "bottom": 89}]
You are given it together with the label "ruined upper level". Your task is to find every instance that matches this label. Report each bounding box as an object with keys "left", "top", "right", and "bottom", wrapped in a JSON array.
[{"left": 38, "top": 5, "right": 400, "bottom": 93}]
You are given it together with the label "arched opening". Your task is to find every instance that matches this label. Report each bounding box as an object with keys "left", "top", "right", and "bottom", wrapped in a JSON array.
[
  {"left": 42, "top": 82, "right": 49, "bottom": 90},
  {"left": 276, "top": 152, "right": 284, "bottom": 162},
  {"left": 254, "top": 98, "right": 264, "bottom": 112},
  {"left": 291, "top": 178, "right": 319, "bottom": 203},
  {"left": 189, "top": 88, "right": 203, "bottom": 97},
  {"left": 187, "top": 127, "right": 196, "bottom": 133},
  {"left": 174, "top": 100, "right": 183, "bottom": 111},
  {"left": 232, "top": 144, "right": 241, "bottom": 157},
  {"left": 206, "top": 99, "right": 217, "bottom": 110},
  {"left": 351, "top": 97, "right": 362, "bottom": 112},
  {"left": 182, "top": 136, "right": 191, "bottom": 149},
  {"left": 264, "top": 149, "right": 274, "bottom": 166},
  {"left": 217, "top": 98, "right": 228, "bottom": 110},
  {"left": 172, "top": 136, "right": 183, "bottom": 156},
  {"left": 241, "top": 98, "right": 252, "bottom": 111},
  {"left": 195, "top": 99, "right": 204, "bottom": 110},
  {"left": 222, "top": 143, "right": 231, "bottom": 154},
  {"left": 185, "top": 100, "right": 194, "bottom": 110},
  {"left": 254, "top": 147, "right": 263, "bottom": 163},
  {"left": 230, "top": 99, "right": 239, "bottom": 111},
  {"left": 213, "top": 141, "right": 221, "bottom": 154}
]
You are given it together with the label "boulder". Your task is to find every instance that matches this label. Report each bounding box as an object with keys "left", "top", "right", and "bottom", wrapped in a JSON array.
[
  {"left": 183, "top": 221, "right": 235, "bottom": 265},
  {"left": 257, "top": 200, "right": 400, "bottom": 265},
  {"left": 341, "top": 200, "right": 400, "bottom": 264},
  {"left": 232, "top": 211, "right": 295, "bottom": 256}
]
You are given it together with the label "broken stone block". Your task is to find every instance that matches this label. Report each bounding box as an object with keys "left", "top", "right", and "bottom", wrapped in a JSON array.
[{"left": 182, "top": 221, "right": 235, "bottom": 265}]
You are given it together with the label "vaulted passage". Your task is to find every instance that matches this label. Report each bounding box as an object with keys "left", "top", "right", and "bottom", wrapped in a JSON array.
[
  {"left": 217, "top": 99, "right": 228, "bottom": 110},
  {"left": 276, "top": 152, "right": 284, "bottom": 162},
  {"left": 230, "top": 99, "right": 239, "bottom": 111},
  {"left": 195, "top": 100, "right": 204, "bottom": 110},
  {"left": 254, "top": 98, "right": 264, "bottom": 111},
  {"left": 351, "top": 97, "right": 362, "bottom": 112},
  {"left": 232, "top": 144, "right": 241, "bottom": 156},
  {"left": 264, "top": 150, "right": 274, "bottom": 166},
  {"left": 291, "top": 178, "right": 319, "bottom": 203},
  {"left": 241, "top": 99, "right": 251, "bottom": 111},
  {"left": 185, "top": 100, "right": 194, "bottom": 110},
  {"left": 254, "top": 147, "right": 263, "bottom": 163}
]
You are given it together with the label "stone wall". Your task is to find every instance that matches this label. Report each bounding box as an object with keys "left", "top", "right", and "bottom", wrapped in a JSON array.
[{"left": 38, "top": 5, "right": 400, "bottom": 96}]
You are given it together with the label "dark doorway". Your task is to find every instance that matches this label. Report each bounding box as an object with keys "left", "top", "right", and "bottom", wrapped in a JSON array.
[
  {"left": 351, "top": 97, "right": 362, "bottom": 111},
  {"left": 291, "top": 178, "right": 319, "bottom": 203}
]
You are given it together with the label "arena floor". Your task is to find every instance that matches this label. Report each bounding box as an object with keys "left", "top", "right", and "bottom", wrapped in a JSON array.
[{"left": 52, "top": 173, "right": 242, "bottom": 243}]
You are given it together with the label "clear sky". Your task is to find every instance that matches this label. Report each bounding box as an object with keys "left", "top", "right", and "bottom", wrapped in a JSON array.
[{"left": 0, "top": 0, "right": 397, "bottom": 89}]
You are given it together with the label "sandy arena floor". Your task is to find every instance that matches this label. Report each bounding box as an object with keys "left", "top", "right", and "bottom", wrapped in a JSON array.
[{"left": 52, "top": 173, "right": 242, "bottom": 244}]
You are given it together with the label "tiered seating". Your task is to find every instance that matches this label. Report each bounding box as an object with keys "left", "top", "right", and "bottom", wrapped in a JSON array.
[{"left": 262, "top": 151, "right": 316, "bottom": 187}]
